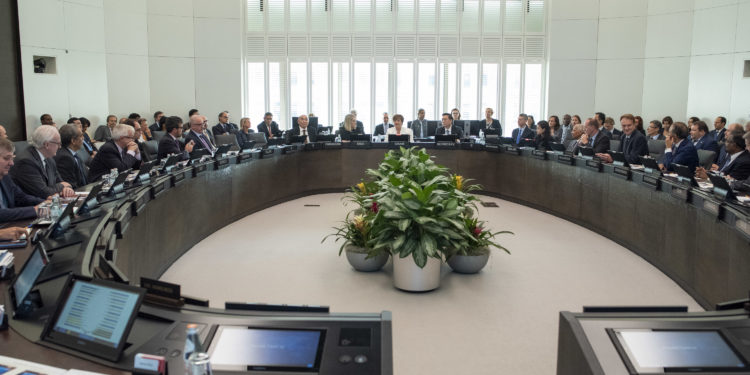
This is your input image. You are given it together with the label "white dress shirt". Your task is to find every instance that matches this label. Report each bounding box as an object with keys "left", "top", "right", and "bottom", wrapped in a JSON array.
[{"left": 386, "top": 126, "right": 414, "bottom": 143}]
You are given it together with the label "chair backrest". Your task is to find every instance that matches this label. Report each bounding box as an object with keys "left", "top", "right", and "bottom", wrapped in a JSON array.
[
  {"left": 647, "top": 139, "right": 666, "bottom": 159},
  {"left": 697, "top": 149, "right": 716, "bottom": 169},
  {"left": 249, "top": 132, "right": 267, "bottom": 146},
  {"left": 215, "top": 134, "right": 240, "bottom": 151},
  {"left": 609, "top": 140, "right": 620, "bottom": 152},
  {"left": 152, "top": 131, "right": 166, "bottom": 142},
  {"left": 145, "top": 140, "right": 158, "bottom": 157},
  {"left": 13, "top": 141, "right": 31, "bottom": 155}
]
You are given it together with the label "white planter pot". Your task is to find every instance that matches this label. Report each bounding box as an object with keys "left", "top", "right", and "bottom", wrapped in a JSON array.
[
  {"left": 392, "top": 254, "right": 441, "bottom": 292},
  {"left": 345, "top": 245, "right": 389, "bottom": 272}
]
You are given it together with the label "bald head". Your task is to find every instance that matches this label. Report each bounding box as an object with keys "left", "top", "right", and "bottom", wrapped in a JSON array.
[
  {"left": 297, "top": 114, "right": 309, "bottom": 129},
  {"left": 190, "top": 115, "right": 204, "bottom": 133},
  {"left": 728, "top": 123, "right": 743, "bottom": 133}
]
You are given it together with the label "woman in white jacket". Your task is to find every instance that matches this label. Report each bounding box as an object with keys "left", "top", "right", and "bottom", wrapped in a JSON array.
[{"left": 385, "top": 114, "right": 413, "bottom": 143}]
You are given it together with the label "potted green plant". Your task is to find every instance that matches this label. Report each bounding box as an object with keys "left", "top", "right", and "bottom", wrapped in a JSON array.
[
  {"left": 323, "top": 212, "right": 389, "bottom": 272},
  {"left": 367, "top": 147, "right": 479, "bottom": 291},
  {"left": 446, "top": 217, "right": 513, "bottom": 274}
]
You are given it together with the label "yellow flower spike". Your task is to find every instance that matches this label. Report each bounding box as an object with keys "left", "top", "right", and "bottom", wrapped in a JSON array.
[
  {"left": 356, "top": 182, "right": 366, "bottom": 193},
  {"left": 352, "top": 215, "right": 365, "bottom": 231},
  {"left": 454, "top": 175, "right": 463, "bottom": 190}
]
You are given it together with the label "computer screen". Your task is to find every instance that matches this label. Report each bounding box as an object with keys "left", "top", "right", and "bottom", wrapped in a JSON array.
[
  {"left": 610, "top": 329, "right": 748, "bottom": 373},
  {"left": 11, "top": 246, "right": 48, "bottom": 310},
  {"left": 209, "top": 326, "right": 326, "bottom": 372}
]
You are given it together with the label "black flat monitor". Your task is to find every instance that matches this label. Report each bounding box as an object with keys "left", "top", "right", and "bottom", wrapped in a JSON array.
[
  {"left": 608, "top": 150, "right": 629, "bottom": 167},
  {"left": 435, "top": 134, "right": 458, "bottom": 143},
  {"left": 190, "top": 148, "right": 210, "bottom": 160},
  {"left": 550, "top": 143, "right": 566, "bottom": 152},
  {"left": 287, "top": 135, "right": 306, "bottom": 144},
  {"left": 639, "top": 156, "right": 660, "bottom": 171},
  {"left": 453, "top": 120, "right": 470, "bottom": 137},
  {"left": 316, "top": 135, "right": 336, "bottom": 142},
  {"left": 207, "top": 325, "right": 326, "bottom": 373},
  {"left": 110, "top": 169, "right": 132, "bottom": 193},
  {"left": 608, "top": 328, "right": 749, "bottom": 374},
  {"left": 47, "top": 196, "right": 79, "bottom": 240},
  {"left": 9, "top": 245, "right": 48, "bottom": 316},
  {"left": 267, "top": 138, "right": 286, "bottom": 146},
  {"left": 351, "top": 134, "right": 371, "bottom": 142},
  {"left": 161, "top": 154, "right": 180, "bottom": 169},
  {"left": 578, "top": 146, "right": 595, "bottom": 157},
  {"left": 708, "top": 174, "right": 738, "bottom": 201},
  {"left": 214, "top": 144, "right": 232, "bottom": 157},
  {"left": 75, "top": 182, "right": 104, "bottom": 217},
  {"left": 499, "top": 137, "right": 514, "bottom": 145},
  {"left": 674, "top": 164, "right": 698, "bottom": 187},
  {"left": 388, "top": 134, "right": 409, "bottom": 143},
  {"left": 41, "top": 274, "right": 146, "bottom": 362},
  {"left": 137, "top": 160, "right": 157, "bottom": 176}
]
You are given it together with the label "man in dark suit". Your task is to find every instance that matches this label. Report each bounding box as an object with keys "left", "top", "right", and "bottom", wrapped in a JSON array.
[
  {"left": 0, "top": 138, "right": 45, "bottom": 222},
  {"left": 286, "top": 115, "right": 317, "bottom": 143},
  {"left": 149, "top": 111, "right": 164, "bottom": 132},
  {"left": 436, "top": 113, "right": 463, "bottom": 140},
  {"left": 574, "top": 118, "right": 610, "bottom": 155},
  {"left": 94, "top": 114, "right": 117, "bottom": 142},
  {"left": 158, "top": 116, "right": 195, "bottom": 160},
  {"left": 350, "top": 110, "right": 365, "bottom": 133},
  {"left": 184, "top": 114, "right": 217, "bottom": 154},
  {"left": 603, "top": 117, "right": 622, "bottom": 139},
  {"left": 88, "top": 124, "right": 142, "bottom": 182},
  {"left": 258, "top": 112, "right": 282, "bottom": 139},
  {"left": 374, "top": 112, "right": 393, "bottom": 136},
  {"left": 411, "top": 108, "right": 434, "bottom": 138},
  {"left": 659, "top": 122, "right": 699, "bottom": 174},
  {"left": 646, "top": 120, "right": 665, "bottom": 140},
  {"left": 212, "top": 111, "right": 238, "bottom": 136},
  {"left": 594, "top": 112, "right": 612, "bottom": 138},
  {"left": 11, "top": 125, "right": 75, "bottom": 199},
  {"left": 709, "top": 116, "right": 727, "bottom": 144},
  {"left": 54, "top": 124, "right": 88, "bottom": 189},
  {"left": 710, "top": 124, "right": 744, "bottom": 170},
  {"left": 597, "top": 114, "right": 648, "bottom": 165},
  {"left": 697, "top": 133, "right": 750, "bottom": 181},
  {"left": 689, "top": 120, "right": 719, "bottom": 154},
  {"left": 511, "top": 113, "right": 534, "bottom": 146}
]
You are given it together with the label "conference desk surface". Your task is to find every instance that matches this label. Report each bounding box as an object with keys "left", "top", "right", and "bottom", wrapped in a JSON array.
[{"left": 1, "top": 143, "right": 749, "bottom": 373}]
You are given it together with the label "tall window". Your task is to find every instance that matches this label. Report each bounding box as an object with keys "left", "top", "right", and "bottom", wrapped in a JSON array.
[{"left": 245, "top": 0, "right": 547, "bottom": 131}]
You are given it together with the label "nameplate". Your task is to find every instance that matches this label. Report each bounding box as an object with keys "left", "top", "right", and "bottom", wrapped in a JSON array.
[
  {"left": 702, "top": 199, "right": 721, "bottom": 218},
  {"left": 504, "top": 146, "right": 522, "bottom": 155},
  {"left": 138, "top": 173, "right": 150, "bottom": 184},
  {"left": 640, "top": 174, "right": 661, "bottom": 190},
  {"left": 140, "top": 277, "right": 181, "bottom": 300},
  {"left": 215, "top": 157, "right": 231, "bottom": 168},
  {"left": 260, "top": 148, "right": 275, "bottom": 158},
  {"left": 470, "top": 143, "right": 485, "bottom": 151},
  {"left": 644, "top": 167, "right": 655, "bottom": 174},
  {"left": 236, "top": 152, "right": 253, "bottom": 164},
  {"left": 151, "top": 180, "right": 165, "bottom": 198},
  {"left": 324, "top": 142, "right": 342, "bottom": 150},
  {"left": 612, "top": 161, "right": 625, "bottom": 167},
  {"left": 585, "top": 159, "right": 602, "bottom": 172},
  {"left": 736, "top": 219, "right": 750, "bottom": 238},
  {"left": 557, "top": 154, "right": 575, "bottom": 166},
  {"left": 435, "top": 142, "right": 457, "bottom": 149},
  {"left": 112, "top": 183, "right": 125, "bottom": 195},
  {"left": 670, "top": 185, "right": 690, "bottom": 201},
  {"left": 349, "top": 141, "right": 371, "bottom": 149},
  {"left": 484, "top": 144, "right": 500, "bottom": 152},
  {"left": 613, "top": 166, "right": 631, "bottom": 180},
  {"left": 532, "top": 150, "right": 547, "bottom": 160},
  {"left": 171, "top": 171, "right": 186, "bottom": 186},
  {"left": 389, "top": 141, "right": 408, "bottom": 148},
  {"left": 192, "top": 163, "right": 208, "bottom": 176}
]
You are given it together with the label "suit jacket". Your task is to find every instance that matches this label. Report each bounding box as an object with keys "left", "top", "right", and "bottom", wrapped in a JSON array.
[
  {"left": 82, "top": 132, "right": 97, "bottom": 155},
  {"left": 511, "top": 127, "right": 534, "bottom": 145},
  {"left": 410, "top": 119, "right": 435, "bottom": 138},
  {"left": 649, "top": 134, "right": 666, "bottom": 141},
  {"left": 617, "top": 131, "right": 649, "bottom": 165},
  {"left": 235, "top": 130, "right": 256, "bottom": 148},
  {"left": 708, "top": 128, "right": 726, "bottom": 143},
  {"left": 54, "top": 148, "right": 88, "bottom": 189},
  {"left": 212, "top": 122, "right": 238, "bottom": 136},
  {"left": 10, "top": 147, "right": 65, "bottom": 199},
  {"left": 374, "top": 123, "right": 393, "bottom": 136},
  {"left": 258, "top": 121, "right": 282, "bottom": 138},
  {"left": 435, "top": 125, "right": 464, "bottom": 139},
  {"left": 0, "top": 174, "right": 43, "bottom": 222},
  {"left": 287, "top": 126, "right": 318, "bottom": 143},
  {"left": 692, "top": 136, "right": 719, "bottom": 154},
  {"left": 481, "top": 119, "right": 502, "bottom": 136},
  {"left": 611, "top": 129, "right": 623, "bottom": 138},
  {"left": 184, "top": 131, "right": 215, "bottom": 152},
  {"left": 93, "top": 125, "right": 113, "bottom": 142},
  {"left": 533, "top": 134, "right": 553, "bottom": 151},
  {"left": 718, "top": 150, "right": 750, "bottom": 181},
  {"left": 574, "top": 131, "right": 610, "bottom": 155},
  {"left": 599, "top": 128, "right": 613, "bottom": 139},
  {"left": 338, "top": 127, "right": 363, "bottom": 141},
  {"left": 149, "top": 122, "right": 162, "bottom": 132},
  {"left": 565, "top": 138, "right": 581, "bottom": 154},
  {"left": 158, "top": 134, "right": 189, "bottom": 161},
  {"left": 88, "top": 140, "right": 142, "bottom": 182},
  {"left": 138, "top": 141, "right": 152, "bottom": 163},
  {"left": 662, "top": 139, "right": 699, "bottom": 173}
]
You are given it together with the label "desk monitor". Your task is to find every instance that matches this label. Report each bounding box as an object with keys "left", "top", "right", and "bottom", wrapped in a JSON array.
[
  {"left": 161, "top": 154, "right": 180, "bottom": 170},
  {"left": 608, "top": 328, "right": 748, "bottom": 374},
  {"left": 316, "top": 135, "right": 336, "bottom": 143},
  {"left": 608, "top": 150, "right": 629, "bottom": 167},
  {"left": 214, "top": 144, "right": 232, "bottom": 157},
  {"left": 207, "top": 326, "right": 326, "bottom": 372},
  {"left": 137, "top": 160, "right": 157, "bottom": 176},
  {"left": 47, "top": 196, "right": 79, "bottom": 240},
  {"left": 578, "top": 146, "right": 595, "bottom": 157},
  {"left": 78, "top": 182, "right": 103, "bottom": 215},
  {"left": 708, "top": 174, "right": 738, "bottom": 201},
  {"left": 287, "top": 135, "right": 306, "bottom": 144},
  {"left": 41, "top": 275, "right": 145, "bottom": 362},
  {"left": 266, "top": 138, "right": 285, "bottom": 147},
  {"left": 351, "top": 134, "right": 371, "bottom": 142},
  {"left": 190, "top": 148, "right": 211, "bottom": 160},
  {"left": 110, "top": 169, "right": 132, "bottom": 194},
  {"left": 550, "top": 143, "right": 566, "bottom": 152},
  {"left": 9, "top": 245, "right": 48, "bottom": 316},
  {"left": 639, "top": 156, "right": 660, "bottom": 171},
  {"left": 674, "top": 164, "right": 698, "bottom": 187},
  {"left": 435, "top": 134, "right": 458, "bottom": 143},
  {"left": 387, "top": 134, "right": 409, "bottom": 143}
]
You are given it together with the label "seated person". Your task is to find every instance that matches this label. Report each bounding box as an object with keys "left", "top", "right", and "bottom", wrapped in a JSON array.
[
  {"left": 158, "top": 116, "right": 194, "bottom": 160},
  {"left": 659, "top": 122, "right": 699, "bottom": 173},
  {"left": 94, "top": 114, "right": 118, "bottom": 141},
  {"left": 532, "top": 121, "right": 553, "bottom": 151},
  {"left": 149, "top": 111, "right": 164, "bottom": 132},
  {"left": 511, "top": 114, "right": 534, "bottom": 146},
  {"left": 709, "top": 124, "right": 744, "bottom": 170},
  {"left": 565, "top": 124, "right": 585, "bottom": 154},
  {"left": 411, "top": 108, "right": 433, "bottom": 138},
  {"left": 386, "top": 114, "right": 413, "bottom": 142},
  {"left": 690, "top": 120, "right": 719, "bottom": 154},
  {"left": 602, "top": 116, "right": 622, "bottom": 139},
  {"left": 88, "top": 124, "right": 143, "bottom": 182},
  {"left": 184, "top": 115, "right": 217, "bottom": 153},
  {"left": 11, "top": 125, "right": 75, "bottom": 199},
  {"left": 235, "top": 117, "right": 256, "bottom": 148},
  {"left": 730, "top": 132, "right": 750, "bottom": 192},
  {"left": 78, "top": 117, "right": 98, "bottom": 157},
  {"left": 54, "top": 124, "right": 88, "bottom": 189},
  {"left": 696, "top": 133, "right": 750, "bottom": 181},
  {"left": 483, "top": 108, "right": 502, "bottom": 135},
  {"left": 646, "top": 120, "right": 665, "bottom": 140},
  {"left": 436, "top": 113, "right": 463, "bottom": 140},
  {"left": 0, "top": 139, "right": 45, "bottom": 222},
  {"left": 138, "top": 118, "right": 153, "bottom": 142},
  {"left": 548, "top": 115, "right": 561, "bottom": 142},
  {"left": 574, "top": 118, "right": 610, "bottom": 155},
  {"left": 257, "top": 112, "right": 282, "bottom": 139},
  {"left": 374, "top": 112, "right": 393, "bottom": 136},
  {"left": 339, "top": 114, "right": 363, "bottom": 141},
  {"left": 286, "top": 115, "right": 316, "bottom": 143},
  {"left": 132, "top": 121, "right": 153, "bottom": 162},
  {"left": 212, "top": 111, "right": 238, "bottom": 135},
  {"left": 597, "top": 114, "right": 648, "bottom": 165}
]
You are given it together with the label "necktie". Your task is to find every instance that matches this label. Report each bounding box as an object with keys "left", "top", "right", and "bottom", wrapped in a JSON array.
[
  {"left": 198, "top": 134, "right": 212, "bottom": 151},
  {"left": 302, "top": 129, "right": 308, "bottom": 143},
  {"left": 74, "top": 153, "right": 87, "bottom": 185},
  {"left": 720, "top": 156, "right": 732, "bottom": 172},
  {"left": 446, "top": 128, "right": 450, "bottom": 135},
  {"left": 420, "top": 121, "right": 424, "bottom": 138},
  {"left": 175, "top": 137, "right": 181, "bottom": 150},
  {"left": 516, "top": 129, "right": 523, "bottom": 144},
  {"left": 624, "top": 136, "right": 631, "bottom": 153}
]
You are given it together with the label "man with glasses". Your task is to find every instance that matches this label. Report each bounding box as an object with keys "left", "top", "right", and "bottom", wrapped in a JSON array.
[
  {"left": 646, "top": 120, "right": 665, "bottom": 140},
  {"left": 0, "top": 138, "right": 46, "bottom": 222},
  {"left": 11, "top": 125, "right": 75, "bottom": 199},
  {"left": 185, "top": 114, "right": 217, "bottom": 154},
  {"left": 88, "top": 124, "right": 142, "bottom": 182}
]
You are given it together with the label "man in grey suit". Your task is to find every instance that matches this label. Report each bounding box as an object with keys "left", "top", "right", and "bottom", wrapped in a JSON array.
[
  {"left": 11, "top": 125, "right": 75, "bottom": 199},
  {"left": 564, "top": 124, "right": 585, "bottom": 154},
  {"left": 94, "top": 114, "right": 117, "bottom": 141},
  {"left": 411, "top": 108, "right": 431, "bottom": 138}
]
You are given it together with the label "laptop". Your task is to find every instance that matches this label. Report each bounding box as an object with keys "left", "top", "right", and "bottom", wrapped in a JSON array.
[
  {"left": 213, "top": 144, "right": 232, "bottom": 157},
  {"left": 607, "top": 150, "right": 629, "bottom": 167}
]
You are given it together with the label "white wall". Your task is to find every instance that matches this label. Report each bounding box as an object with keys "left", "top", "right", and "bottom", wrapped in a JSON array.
[{"left": 18, "top": 0, "right": 243, "bottom": 135}]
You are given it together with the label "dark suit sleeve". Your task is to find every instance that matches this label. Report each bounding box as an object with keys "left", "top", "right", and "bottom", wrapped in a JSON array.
[
  {"left": 11, "top": 158, "right": 61, "bottom": 199},
  {"left": 593, "top": 136, "right": 610, "bottom": 154},
  {"left": 212, "top": 124, "right": 226, "bottom": 135},
  {"left": 728, "top": 155, "right": 750, "bottom": 181},
  {"left": 625, "top": 136, "right": 649, "bottom": 165},
  {"left": 54, "top": 154, "right": 79, "bottom": 189}
]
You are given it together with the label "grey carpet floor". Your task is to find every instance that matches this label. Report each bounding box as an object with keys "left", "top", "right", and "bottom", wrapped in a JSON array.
[{"left": 161, "top": 193, "right": 702, "bottom": 374}]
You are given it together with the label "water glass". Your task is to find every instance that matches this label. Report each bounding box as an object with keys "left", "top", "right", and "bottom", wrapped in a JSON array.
[{"left": 187, "top": 352, "right": 212, "bottom": 375}]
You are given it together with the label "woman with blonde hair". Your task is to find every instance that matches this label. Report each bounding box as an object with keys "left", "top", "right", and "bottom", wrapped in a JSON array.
[{"left": 339, "top": 114, "right": 361, "bottom": 141}]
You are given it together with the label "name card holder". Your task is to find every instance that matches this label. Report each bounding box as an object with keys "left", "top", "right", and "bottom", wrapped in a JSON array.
[
  {"left": 134, "top": 191, "right": 150, "bottom": 214},
  {"left": 171, "top": 170, "right": 187, "bottom": 186},
  {"left": 701, "top": 198, "right": 722, "bottom": 219},
  {"left": 557, "top": 154, "right": 576, "bottom": 166},
  {"left": 470, "top": 143, "right": 485, "bottom": 151},
  {"left": 585, "top": 159, "right": 602, "bottom": 172},
  {"left": 214, "top": 157, "right": 231, "bottom": 169},
  {"left": 192, "top": 163, "right": 208, "bottom": 177},
  {"left": 638, "top": 173, "right": 661, "bottom": 190},
  {"left": 114, "top": 201, "right": 135, "bottom": 238},
  {"left": 150, "top": 179, "right": 168, "bottom": 199},
  {"left": 389, "top": 141, "right": 409, "bottom": 149},
  {"left": 613, "top": 166, "right": 631, "bottom": 180},
  {"left": 484, "top": 143, "right": 500, "bottom": 153},
  {"left": 235, "top": 152, "right": 253, "bottom": 164},
  {"left": 259, "top": 148, "right": 275, "bottom": 158},
  {"left": 351, "top": 141, "right": 371, "bottom": 149},
  {"left": 504, "top": 145, "right": 522, "bottom": 155},
  {"left": 303, "top": 142, "right": 321, "bottom": 151},
  {"left": 323, "top": 142, "right": 342, "bottom": 150},
  {"left": 670, "top": 184, "right": 690, "bottom": 202},
  {"left": 532, "top": 150, "right": 548, "bottom": 160},
  {"left": 140, "top": 277, "right": 184, "bottom": 307},
  {"left": 435, "top": 141, "right": 457, "bottom": 149}
]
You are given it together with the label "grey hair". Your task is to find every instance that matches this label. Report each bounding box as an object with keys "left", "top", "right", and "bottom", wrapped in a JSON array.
[
  {"left": 572, "top": 124, "right": 585, "bottom": 134},
  {"left": 30, "top": 125, "right": 59, "bottom": 149},
  {"left": 111, "top": 123, "right": 134, "bottom": 140}
]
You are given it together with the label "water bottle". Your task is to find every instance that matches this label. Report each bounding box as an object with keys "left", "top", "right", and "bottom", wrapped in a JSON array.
[
  {"left": 479, "top": 129, "right": 485, "bottom": 144},
  {"left": 335, "top": 134, "right": 341, "bottom": 143},
  {"left": 187, "top": 352, "right": 212, "bottom": 375},
  {"left": 108, "top": 168, "right": 118, "bottom": 185},
  {"left": 184, "top": 324, "right": 204, "bottom": 369},
  {"left": 49, "top": 195, "right": 62, "bottom": 220}
]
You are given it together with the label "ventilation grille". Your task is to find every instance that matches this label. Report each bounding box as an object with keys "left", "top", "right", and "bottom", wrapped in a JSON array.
[
  {"left": 288, "top": 36, "right": 309, "bottom": 57},
  {"left": 461, "top": 37, "right": 480, "bottom": 57},
  {"left": 396, "top": 36, "right": 415, "bottom": 56},
  {"left": 310, "top": 36, "right": 330, "bottom": 56},
  {"left": 482, "top": 37, "right": 502, "bottom": 57},
  {"left": 353, "top": 36, "right": 373, "bottom": 56},
  {"left": 375, "top": 36, "right": 394, "bottom": 57},
  {"left": 247, "top": 37, "right": 265, "bottom": 55},
  {"left": 267, "top": 36, "right": 287, "bottom": 56},
  {"left": 525, "top": 36, "right": 545, "bottom": 58},
  {"left": 439, "top": 36, "right": 458, "bottom": 57},
  {"left": 332, "top": 36, "right": 351, "bottom": 56},
  {"left": 503, "top": 36, "right": 523, "bottom": 58},
  {"left": 418, "top": 36, "right": 437, "bottom": 57}
]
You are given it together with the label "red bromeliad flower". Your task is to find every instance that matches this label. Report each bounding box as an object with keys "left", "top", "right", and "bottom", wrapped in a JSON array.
[
  {"left": 371, "top": 201, "right": 379, "bottom": 213},
  {"left": 473, "top": 226, "right": 482, "bottom": 237}
]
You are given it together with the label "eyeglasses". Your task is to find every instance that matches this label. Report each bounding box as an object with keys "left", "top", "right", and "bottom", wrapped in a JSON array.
[{"left": 48, "top": 141, "right": 61, "bottom": 146}]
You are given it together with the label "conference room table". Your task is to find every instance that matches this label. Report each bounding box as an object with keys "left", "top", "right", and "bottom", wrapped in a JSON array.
[{"left": 1, "top": 141, "right": 749, "bottom": 373}]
